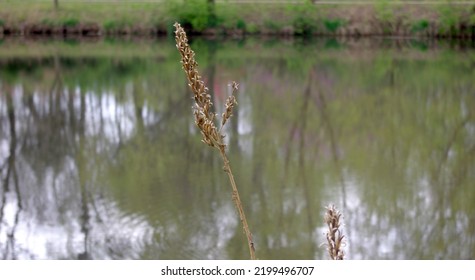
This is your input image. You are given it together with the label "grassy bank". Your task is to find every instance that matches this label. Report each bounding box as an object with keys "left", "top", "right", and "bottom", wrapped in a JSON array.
[{"left": 0, "top": 1, "right": 474, "bottom": 38}]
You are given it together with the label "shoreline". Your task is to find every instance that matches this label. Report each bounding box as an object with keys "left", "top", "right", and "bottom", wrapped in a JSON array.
[
  {"left": 0, "top": 2, "right": 474, "bottom": 39},
  {"left": 1, "top": 36, "right": 473, "bottom": 61}
]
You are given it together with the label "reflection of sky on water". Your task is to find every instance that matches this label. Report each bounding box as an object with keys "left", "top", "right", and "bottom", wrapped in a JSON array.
[
  {"left": 83, "top": 92, "right": 164, "bottom": 143},
  {"left": 0, "top": 85, "right": 149, "bottom": 259},
  {"left": 0, "top": 140, "right": 8, "bottom": 162},
  {"left": 1, "top": 192, "right": 154, "bottom": 259},
  {"left": 0, "top": 84, "right": 245, "bottom": 259},
  {"left": 236, "top": 82, "right": 254, "bottom": 157},
  {"left": 86, "top": 91, "right": 135, "bottom": 142}
]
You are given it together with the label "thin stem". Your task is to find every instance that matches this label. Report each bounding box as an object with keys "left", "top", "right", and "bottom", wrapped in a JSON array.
[
  {"left": 218, "top": 146, "right": 256, "bottom": 260},
  {"left": 174, "top": 22, "right": 256, "bottom": 260}
]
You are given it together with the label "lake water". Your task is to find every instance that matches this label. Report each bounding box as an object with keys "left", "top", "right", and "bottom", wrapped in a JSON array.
[{"left": 0, "top": 37, "right": 474, "bottom": 259}]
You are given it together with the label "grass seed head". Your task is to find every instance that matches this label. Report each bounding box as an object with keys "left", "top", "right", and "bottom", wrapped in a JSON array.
[{"left": 324, "top": 204, "right": 345, "bottom": 260}]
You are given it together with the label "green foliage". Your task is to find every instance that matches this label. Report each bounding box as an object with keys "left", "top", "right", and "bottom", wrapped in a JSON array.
[
  {"left": 438, "top": 4, "right": 459, "bottom": 36},
  {"left": 287, "top": 1, "right": 318, "bottom": 36},
  {"left": 374, "top": 0, "right": 394, "bottom": 34},
  {"left": 411, "top": 19, "right": 429, "bottom": 33},
  {"left": 0, "top": 0, "right": 471, "bottom": 37},
  {"left": 324, "top": 18, "right": 344, "bottom": 33},
  {"left": 469, "top": 5, "right": 475, "bottom": 31},
  {"left": 0, "top": 19, "right": 4, "bottom": 27},
  {"left": 292, "top": 15, "right": 317, "bottom": 36},
  {"left": 236, "top": 18, "right": 246, "bottom": 30},
  {"left": 62, "top": 18, "right": 79, "bottom": 27},
  {"left": 103, "top": 19, "right": 130, "bottom": 32},
  {"left": 103, "top": 20, "right": 118, "bottom": 31},
  {"left": 374, "top": 0, "right": 394, "bottom": 22},
  {"left": 167, "top": 0, "right": 214, "bottom": 32}
]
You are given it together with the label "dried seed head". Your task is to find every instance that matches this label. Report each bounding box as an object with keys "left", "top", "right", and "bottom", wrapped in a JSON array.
[
  {"left": 231, "top": 81, "right": 239, "bottom": 92},
  {"left": 175, "top": 22, "right": 222, "bottom": 147},
  {"left": 175, "top": 23, "right": 238, "bottom": 150},
  {"left": 324, "top": 204, "right": 345, "bottom": 260},
  {"left": 221, "top": 82, "right": 239, "bottom": 128},
  {"left": 175, "top": 22, "right": 213, "bottom": 120},
  {"left": 222, "top": 95, "right": 237, "bottom": 127}
]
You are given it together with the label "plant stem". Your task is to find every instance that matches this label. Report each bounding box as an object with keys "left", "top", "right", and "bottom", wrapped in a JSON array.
[
  {"left": 174, "top": 22, "right": 255, "bottom": 259},
  {"left": 218, "top": 146, "right": 256, "bottom": 260}
]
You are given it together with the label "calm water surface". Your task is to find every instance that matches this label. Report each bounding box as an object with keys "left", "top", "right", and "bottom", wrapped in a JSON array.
[{"left": 0, "top": 38, "right": 474, "bottom": 259}]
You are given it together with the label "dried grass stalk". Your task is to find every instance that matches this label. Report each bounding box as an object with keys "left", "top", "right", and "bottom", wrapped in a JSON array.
[
  {"left": 324, "top": 204, "right": 345, "bottom": 260},
  {"left": 221, "top": 83, "right": 238, "bottom": 128},
  {"left": 174, "top": 22, "right": 256, "bottom": 260}
]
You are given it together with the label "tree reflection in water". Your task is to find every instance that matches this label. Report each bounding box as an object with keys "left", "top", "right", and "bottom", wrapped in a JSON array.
[{"left": 0, "top": 38, "right": 474, "bottom": 259}]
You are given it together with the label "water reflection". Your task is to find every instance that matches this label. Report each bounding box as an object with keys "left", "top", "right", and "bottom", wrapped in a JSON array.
[{"left": 0, "top": 38, "right": 474, "bottom": 259}]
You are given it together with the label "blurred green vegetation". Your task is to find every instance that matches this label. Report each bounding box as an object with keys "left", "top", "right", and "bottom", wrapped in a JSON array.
[{"left": 0, "top": 0, "right": 473, "bottom": 37}]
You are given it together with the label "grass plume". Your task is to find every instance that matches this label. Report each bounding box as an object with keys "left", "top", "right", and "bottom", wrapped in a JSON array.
[
  {"left": 174, "top": 22, "right": 256, "bottom": 260},
  {"left": 324, "top": 204, "right": 345, "bottom": 260}
]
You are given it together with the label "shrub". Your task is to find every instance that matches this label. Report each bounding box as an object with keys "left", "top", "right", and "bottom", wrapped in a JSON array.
[
  {"left": 438, "top": 4, "right": 459, "bottom": 36},
  {"left": 168, "top": 0, "right": 212, "bottom": 32},
  {"left": 324, "top": 18, "right": 344, "bottom": 33},
  {"left": 411, "top": 19, "right": 429, "bottom": 33},
  {"left": 293, "top": 15, "right": 317, "bottom": 36},
  {"left": 63, "top": 18, "right": 79, "bottom": 28},
  {"left": 103, "top": 20, "right": 119, "bottom": 32},
  {"left": 236, "top": 18, "right": 246, "bottom": 30}
]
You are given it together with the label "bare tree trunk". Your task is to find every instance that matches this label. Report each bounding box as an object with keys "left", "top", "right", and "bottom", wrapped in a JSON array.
[{"left": 54, "top": 0, "right": 59, "bottom": 10}]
